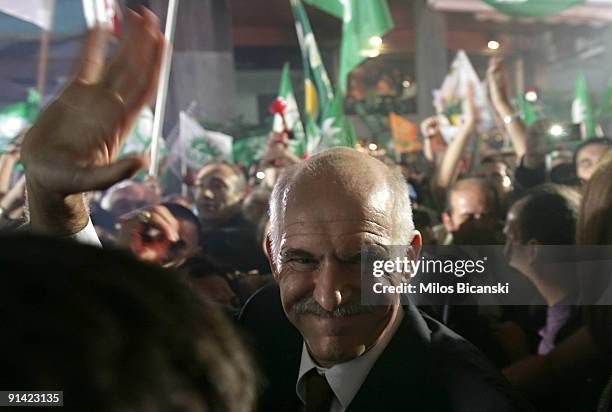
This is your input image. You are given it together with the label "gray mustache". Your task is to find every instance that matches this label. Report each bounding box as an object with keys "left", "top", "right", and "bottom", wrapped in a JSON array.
[{"left": 292, "top": 297, "right": 376, "bottom": 318}]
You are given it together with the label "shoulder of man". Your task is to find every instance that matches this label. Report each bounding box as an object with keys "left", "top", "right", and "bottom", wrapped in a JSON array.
[{"left": 418, "top": 309, "right": 535, "bottom": 412}]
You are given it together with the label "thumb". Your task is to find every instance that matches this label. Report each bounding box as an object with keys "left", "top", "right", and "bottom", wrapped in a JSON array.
[{"left": 73, "top": 156, "right": 145, "bottom": 192}]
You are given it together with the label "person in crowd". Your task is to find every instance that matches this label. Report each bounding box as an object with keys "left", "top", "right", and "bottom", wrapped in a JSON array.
[
  {"left": 503, "top": 152, "right": 612, "bottom": 411},
  {"left": 574, "top": 137, "right": 611, "bottom": 184},
  {"left": 441, "top": 177, "right": 503, "bottom": 244},
  {"left": 239, "top": 148, "right": 532, "bottom": 411},
  {"left": 474, "top": 155, "right": 514, "bottom": 211},
  {"left": 4, "top": 10, "right": 257, "bottom": 411},
  {"left": 194, "top": 161, "right": 270, "bottom": 273},
  {"left": 504, "top": 184, "right": 582, "bottom": 355},
  {"left": 116, "top": 202, "right": 201, "bottom": 268},
  {"left": 101, "top": 180, "right": 159, "bottom": 220}
]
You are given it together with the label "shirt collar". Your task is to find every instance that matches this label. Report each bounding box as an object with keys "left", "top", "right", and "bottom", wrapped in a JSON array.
[{"left": 296, "top": 306, "right": 404, "bottom": 410}]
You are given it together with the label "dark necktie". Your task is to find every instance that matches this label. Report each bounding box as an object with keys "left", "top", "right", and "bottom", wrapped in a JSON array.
[{"left": 304, "top": 369, "right": 335, "bottom": 412}]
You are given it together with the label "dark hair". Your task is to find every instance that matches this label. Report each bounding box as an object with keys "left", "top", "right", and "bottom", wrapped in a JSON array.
[
  {"left": 162, "top": 202, "right": 202, "bottom": 242},
  {"left": 572, "top": 137, "right": 612, "bottom": 166},
  {"left": 0, "top": 233, "right": 256, "bottom": 412},
  {"left": 514, "top": 183, "right": 581, "bottom": 245}
]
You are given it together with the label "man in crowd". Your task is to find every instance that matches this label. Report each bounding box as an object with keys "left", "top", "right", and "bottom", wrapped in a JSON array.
[
  {"left": 574, "top": 137, "right": 611, "bottom": 184},
  {"left": 194, "top": 162, "right": 270, "bottom": 273},
  {"left": 442, "top": 177, "right": 503, "bottom": 244}
]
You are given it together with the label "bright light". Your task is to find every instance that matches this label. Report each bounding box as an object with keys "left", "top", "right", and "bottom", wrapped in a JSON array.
[
  {"left": 367, "top": 49, "right": 380, "bottom": 58},
  {"left": 525, "top": 90, "right": 538, "bottom": 102},
  {"left": 369, "top": 36, "right": 383, "bottom": 48},
  {"left": 487, "top": 40, "right": 500, "bottom": 50},
  {"left": 549, "top": 124, "right": 564, "bottom": 137},
  {"left": 402, "top": 80, "right": 411, "bottom": 88},
  {"left": 368, "top": 143, "right": 378, "bottom": 151},
  {"left": 256, "top": 171, "right": 266, "bottom": 180}
]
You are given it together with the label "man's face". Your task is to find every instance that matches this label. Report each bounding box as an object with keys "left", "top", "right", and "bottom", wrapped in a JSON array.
[
  {"left": 272, "top": 177, "right": 406, "bottom": 367},
  {"left": 576, "top": 143, "right": 610, "bottom": 183},
  {"left": 194, "top": 165, "right": 244, "bottom": 223},
  {"left": 446, "top": 186, "right": 491, "bottom": 232},
  {"left": 475, "top": 162, "right": 512, "bottom": 199}
]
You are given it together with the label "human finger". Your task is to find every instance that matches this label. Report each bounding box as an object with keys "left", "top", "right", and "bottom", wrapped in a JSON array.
[{"left": 75, "top": 27, "right": 110, "bottom": 84}]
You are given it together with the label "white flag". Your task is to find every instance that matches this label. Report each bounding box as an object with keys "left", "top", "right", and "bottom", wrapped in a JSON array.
[
  {"left": 0, "top": 0, "right": 54, "bottom": 30},
  {"left": 171, "top": 111, "right": 233, "bottom": 170}
]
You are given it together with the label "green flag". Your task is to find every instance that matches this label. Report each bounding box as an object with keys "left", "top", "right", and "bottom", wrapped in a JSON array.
[
  {"left": 515, "top": 95, "right": 537, "bottom": 126},
  {"left": 595, "top": 77, "right": 612, "bottom": 121},
  {"left": 174, "top": 111, "right": 233, "bottom": 169},
  {"left": 0, "top": 89, "right": 39, "bottom": 154},
  {"left": 482, "top": 0, "right": 582, "bottom": 18},
  {"left": 572, "top": 73, "right": 596, "bottom": 139},
  {"left": 273, "top": 63, "right": 307, "bottom": 157},
  {"left": 232, "top": 135, "right": 269, "bottom": 166},
  {"left": 305, "top": 0, "right": 393, "bottom": 93},
  {"left": 290, "top": 0, "right": 355, "bottom": 153},
  {"left": 119, "top": 106, "right": 155, "bottom": 158}
]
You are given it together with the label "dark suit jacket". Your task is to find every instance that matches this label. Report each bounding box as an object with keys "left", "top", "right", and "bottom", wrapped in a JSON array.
[{"left": 239, "top": 284, "right": 533, "bottom": 412}]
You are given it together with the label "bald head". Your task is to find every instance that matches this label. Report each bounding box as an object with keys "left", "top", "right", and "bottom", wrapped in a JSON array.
[
  {"left": 269, "top": 148, "right": 414, "bottom": 266},
  {"left": 444, "top": 177, "right": 499, "bottom": 233}
]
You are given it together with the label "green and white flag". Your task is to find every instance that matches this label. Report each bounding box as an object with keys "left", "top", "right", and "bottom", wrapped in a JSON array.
[
  {"left": 304, "top": 0, "right": 393, "bottom": 93},
  {"left": 572, "top": 73, "right": 596, "bottom": 138},
  {"left": 273, "top": 63, "right": 307, "bottom": 157},
  {"left": 119, "top": 106, "right": 157, "bottom": 157},
  {"left": 290, "top": 0, "right": 355, "bottom": 153},
  {"left": 482, "top": 0, "right": 582, "bottom": 18},
  {"left": 595, "top": 77, "right": 612, "bottom": 122},
  {"left": 515, "top": 95, "right": 538, "bottom": 126},
  {"left": 0, "top": 89, "right": 39, "bottom": 154},
  {"left": 232, "top": 135, "right": 269, "bottom": 167},
  {"left": 172, "top": 111, "right": 233, "bottom": 170}
]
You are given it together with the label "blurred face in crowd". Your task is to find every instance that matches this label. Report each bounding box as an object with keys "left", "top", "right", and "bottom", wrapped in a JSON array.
[
  {"left": 108, "top": 183, "right": 157, "bottom": 219},
  {"left": 270, "top": 158, "right": 421, "bottom": 367},
  {"left": 475, "top": 161, "right": 513, "bottom": 202},
  {"left": 576, "top": 143, "right": 610, "bottom": 183},
  {"left": 194, "top": 164, "right": 245, "bottom": 224},
  {"left": 443, "top": 180, "right": 494, "bottom": 233}
]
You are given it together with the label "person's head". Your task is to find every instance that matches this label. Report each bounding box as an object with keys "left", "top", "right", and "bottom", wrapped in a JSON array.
[
  {"left": 442, "top": 177, "right": 500, "bottom": 235},
  {"left": 194, "top": 162, "right": 247, "bottom": 225},
  {"left": 267, "top": 147, "right": 421, "bottom": 367},
  {"left": 574, "top": 137, "right": 612, "bottom": 183},
  {"left": 160, "top": 202, "right": 202, "bottom": 268},
  {"left": 0, "top": 233, "right": 256, "bottom": 411},
  {"left": 504, "top": 184, "right": 581, "bottom": 281},
  {"left": 576, "top": 151, "right": 612, "bottom": 357},
  {"left": 184, "top": 256, "right": 239, "bottom": 309},
  {"left": 474, "top": 156, "right": 513, "bottom": 203},
  {"left": 102, "top": 180, "right": 158, "bottom": 220}
]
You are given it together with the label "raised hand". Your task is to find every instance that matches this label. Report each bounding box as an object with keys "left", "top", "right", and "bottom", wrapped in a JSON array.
[
  {"left": 487, "top": 56, "right": 513, "bottom": 116},
  {"left": 22, "top": 8, "right": 165, "bottom": 235}
]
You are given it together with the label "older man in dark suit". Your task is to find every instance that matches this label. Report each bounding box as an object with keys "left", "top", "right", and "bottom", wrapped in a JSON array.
[{"left": 240, "top": 148, "right": 532, "bottom": 411}]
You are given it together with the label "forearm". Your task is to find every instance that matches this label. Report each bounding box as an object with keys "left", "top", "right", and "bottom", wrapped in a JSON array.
[
  {"left": 0, "top": 155, "right": 17, "bottom": 194},
  {"left": 433, "top": 124, "right": 474, "bottom": 190},
  {"left": 496, "top": 101, "right": 528, "bottom": 160},
  {"left": 26, "top": 179, "right": 89, "bottom": 236}
]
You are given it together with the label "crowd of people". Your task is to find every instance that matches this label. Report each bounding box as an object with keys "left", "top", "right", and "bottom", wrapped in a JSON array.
[{"left": 0, "top": 7, "right": 611, "bottom": 412}]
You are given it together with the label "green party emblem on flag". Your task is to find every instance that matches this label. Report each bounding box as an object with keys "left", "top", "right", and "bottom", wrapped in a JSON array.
[
  {"left": 305, "top": 0, "right": 394, "bottom": 93},
  {"left": 178, "top": 112, "right": 233, "bottom": 169},
  {"left": 482, "top": 0, "right": 582, "bottom": 18},
  {"left": 0, "top": 89, "right": 39, "bottom": 154},
  {"left": 572, "top": 73, "right": 596, "bottom": 138}
]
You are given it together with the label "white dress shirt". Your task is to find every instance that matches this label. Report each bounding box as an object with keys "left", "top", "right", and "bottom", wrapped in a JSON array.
[
  {"left": 67, "top": 218, "right": 102, "bottom": 247},
  {"left": 296, "top": 306, "right": 404, "bottom": 412}
]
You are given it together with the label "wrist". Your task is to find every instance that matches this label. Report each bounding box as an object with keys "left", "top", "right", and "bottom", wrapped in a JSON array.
[{"left": 26, "top": 177, "right": 89, "bottom": 236}]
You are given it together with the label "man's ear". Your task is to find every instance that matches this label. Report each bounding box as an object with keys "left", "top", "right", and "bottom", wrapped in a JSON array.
[
  {"left": 265, "top": 233, "right": 280, "bottom": 280},
  {"left": 409, "top": 230, "right": 422, "bottom": 260},
  {"left": 527, "top": 239, "right": 540, "bottom": 265},
  {"left": 442, "top": 211, "right": 454, "bottom": 233}
]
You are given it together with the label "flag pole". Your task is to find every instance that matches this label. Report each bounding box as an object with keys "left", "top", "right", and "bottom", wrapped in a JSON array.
[
  {"left": 36, "top": 0, "right": 56, "bottom": 100},
  {"left": 149, "top": 0, "right": 180, "bottom": 177}
]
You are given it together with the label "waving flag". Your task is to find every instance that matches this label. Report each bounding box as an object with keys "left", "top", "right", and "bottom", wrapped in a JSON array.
[
  {"left": 572, "top": 73, "right": 596, "bottom": 138},
  {"left": 273, "top": 63, "right": 308, "bottom": 156},
  {"left": 0, "top": 90, "right": 39, "bottom": 154},
  {"left": 0, "top": 0, "right": 54, "bottom": 30}
]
